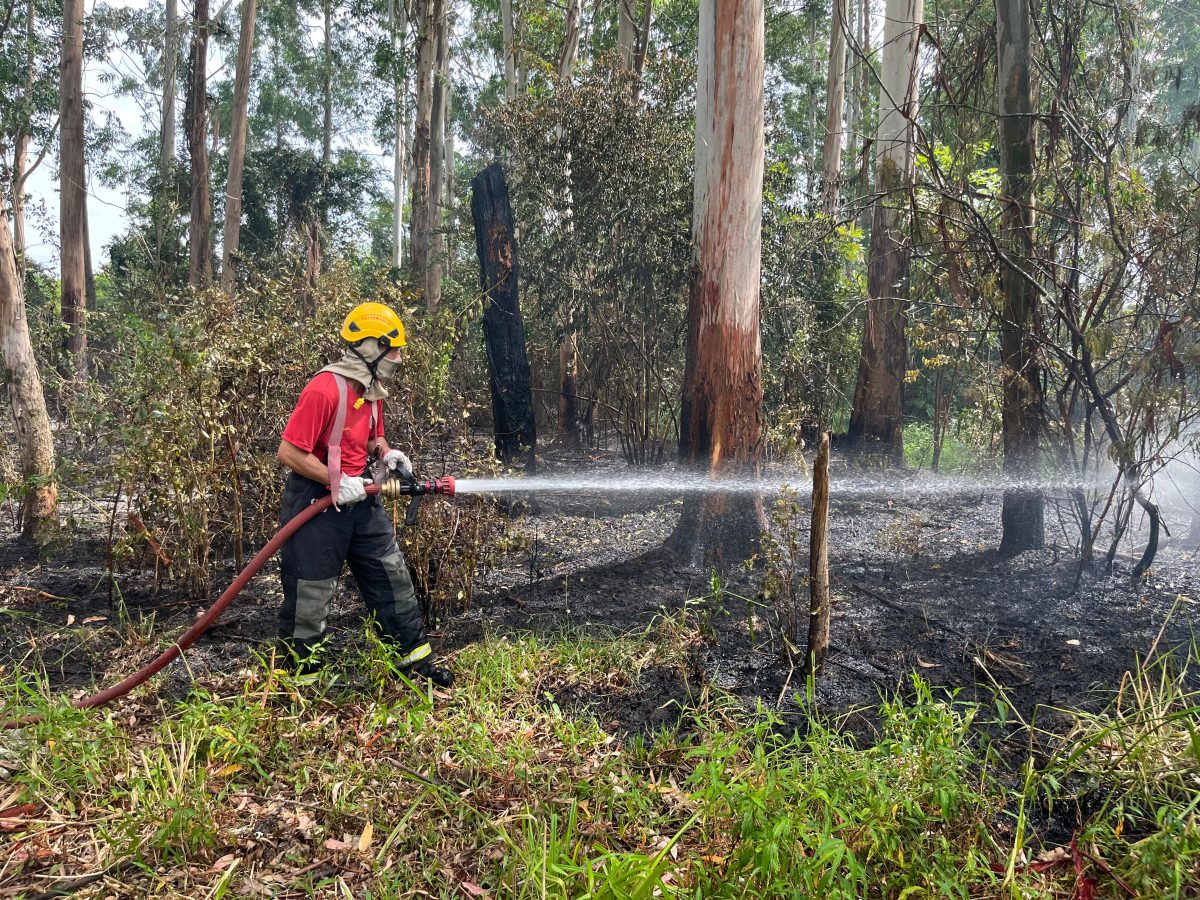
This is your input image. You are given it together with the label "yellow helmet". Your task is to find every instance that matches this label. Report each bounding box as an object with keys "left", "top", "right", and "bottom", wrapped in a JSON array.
[{"left": 341, "top": 302, "right": 407, "bottom": 348}]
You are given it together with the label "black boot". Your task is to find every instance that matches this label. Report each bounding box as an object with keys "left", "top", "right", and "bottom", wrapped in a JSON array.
[{"left": 406, "top": 658, "right": 455, "bottom": 688}]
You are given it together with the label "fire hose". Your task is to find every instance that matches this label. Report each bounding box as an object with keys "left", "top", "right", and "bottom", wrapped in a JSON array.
[{"left": 2, "top": 476, "right": 456, "bottom": 730}]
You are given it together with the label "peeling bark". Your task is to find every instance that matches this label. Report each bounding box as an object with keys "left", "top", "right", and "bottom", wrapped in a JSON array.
[
  {"left": 0, "top": 195, "right": 56, "bottom": 538},
  {"left": 666, "top": 0, "right": 767, "bottom": 568},
  {"left": 846, "top": 0, "right": 923, "bottom": 461}
]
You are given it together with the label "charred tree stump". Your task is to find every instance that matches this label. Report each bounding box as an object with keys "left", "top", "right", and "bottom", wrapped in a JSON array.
[
  {"left": 471, "top": 163, "right": 536, "bottom": 472},
  {"left": 806, "top": 432, "right": 831, "bottom": 677}
]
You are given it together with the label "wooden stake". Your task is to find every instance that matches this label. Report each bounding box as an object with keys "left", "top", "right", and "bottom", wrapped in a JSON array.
[{"left": 806, "top": 432, "right": 831, "bottom": 677}]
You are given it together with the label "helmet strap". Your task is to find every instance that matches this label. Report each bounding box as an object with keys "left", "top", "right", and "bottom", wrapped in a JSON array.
[{"left": 349, "top": 341, "right": 388, "bottom": 393}]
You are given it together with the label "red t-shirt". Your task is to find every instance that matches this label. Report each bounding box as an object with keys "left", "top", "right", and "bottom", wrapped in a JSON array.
[{"left": 282, "top": 372, "right": 383, "bottom": 477}]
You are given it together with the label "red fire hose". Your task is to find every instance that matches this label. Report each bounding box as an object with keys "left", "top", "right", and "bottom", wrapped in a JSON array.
[{"left": 3, "top": 477, "right": 456, "bottom": 730}]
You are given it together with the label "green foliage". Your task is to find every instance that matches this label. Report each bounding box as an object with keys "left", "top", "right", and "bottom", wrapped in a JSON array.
[
  {"left": 760, "top": 165, "right": 862, "bottom": 446},
  {"left": 45, "top": 266, "right": 499, "bottom": 603},
  {"left": 903, "top": 412, "right": 1000, "bottom": 474},
  {"left": 484, "top": 57, "right": 695, "bottom": 456},
  {"left": 7, "top": 629, "right": 1196, "bottom": 896},
  {"left": 759, "top": 485, "right": 809, "bottom": 660}
]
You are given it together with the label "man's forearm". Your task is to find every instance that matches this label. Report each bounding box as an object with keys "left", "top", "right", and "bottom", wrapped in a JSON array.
[{"left": 278, "top": 440, "right": 331, "bottom": 484}]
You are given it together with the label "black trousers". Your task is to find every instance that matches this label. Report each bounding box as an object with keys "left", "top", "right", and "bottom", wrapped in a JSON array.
[{"left": 276, "top": 473, "right": 431, "bottom": 665}]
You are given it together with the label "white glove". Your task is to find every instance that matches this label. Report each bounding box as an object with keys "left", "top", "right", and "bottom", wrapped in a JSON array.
[
  {"left": 383, "top": 449, "right": 413, "bottom": 479},
  {"left": 335, "top": 476, "right": 370, "bottom": 508}
]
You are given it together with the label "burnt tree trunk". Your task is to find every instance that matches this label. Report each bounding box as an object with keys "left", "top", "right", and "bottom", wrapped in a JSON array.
[
  {"left": 471, "top": 163, "right": 535, "bottom": 472},
  {"left": 996, "top": 0, "right": 1044, "bottom": 555}
]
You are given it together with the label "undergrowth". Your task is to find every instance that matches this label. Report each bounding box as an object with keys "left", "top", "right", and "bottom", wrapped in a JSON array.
[{"left": 1, "top": 622, "right": 1197, "bottom": 898}]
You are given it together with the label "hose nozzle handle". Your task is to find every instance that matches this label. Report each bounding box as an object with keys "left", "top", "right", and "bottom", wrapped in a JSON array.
[{"left": 378, "top": 475, "right": 456, "bottom": 502}]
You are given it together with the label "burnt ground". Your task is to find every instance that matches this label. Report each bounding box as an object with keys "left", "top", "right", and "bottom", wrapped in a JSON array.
[{"left": 1, "top": 449, "right": 1198, "bottom": 739}]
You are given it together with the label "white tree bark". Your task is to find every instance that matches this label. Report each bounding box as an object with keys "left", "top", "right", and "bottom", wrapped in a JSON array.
[
  {"left": 60, "top": 0, "right": 88, "bottom": 372},
  {"left": 410, "top": 0, "right": 442, "bottom": 300},
  {"left": 391, "top": 0, "right": 409, "bottom": 269},
  {"left": 617, "top": 0, "right": 636, "bottom": 69},
  {"left": 501, "top": 0, "right": 516, "bottom": 100},
  {"left": 821, "top": 0, "right": 849, "bottom": 216},
  {"left": 162, "top": 0, "right": 178, "bottom": 177},
  {"left": 186, "top": 0, "right": 212, "bottom": 287},
  {"left": 0, "top": 194, "right": 57, "bottom": 538},
  {"left": 847, "top": 0, "right": 923, "bottom": 459},
  {"left": 558, "top": 0, "right": 581, "bottom": 79},
  {"left": 220, "top": 0, "right": 257, "bottom": 293},
  {"left": 668, "top": 0, "right": 766, "bottom": 564}
]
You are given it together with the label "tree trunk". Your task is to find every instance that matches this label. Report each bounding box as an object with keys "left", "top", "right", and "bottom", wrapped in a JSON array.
[
  {"left": 471, "top": 163, "right": 536, "bottom": 472},
  {"left": 186, "top": 0, "right": 212, "bottom": 287},
  {"left": 321, "top": 0, "right": 333, "bottom": 169},
  {"left": 633, "top": 0, "right": 652, "bottom": 79},
  {"left": 162, "top": 0, "right": 178, "bottom": 178},
  {"left": 996, "top": 0, "right": 1044, "bottom": 555},
  {"left": 220, "top": 0, "right": 256, "bottom": 294},
  {"left": 444, "top": 54, "right": 455, "bottom": 278},
  {"left": 617, "top": 0, "right": 636, "bottom": 69},
  {"left": 60, "top": 0, "right": 88, "bottom": 374},
  {"left": 665, "top": 0, "right": 766, "bottom": 568},
  {"left": 847, "top": 0, "right": 861, "bottom": 166},
  {"left": 558, "top": 327, "right": 579, "bottom": 448},
  {"left": 12, "top": 0, "right": 34, "bottom": 276},
  {"left": 821, "top": 0, "right": 848, "bottom": 217},
  {"left": 0, "top": 195, "right": 57, "bottom": 538},
  {"left": 12, "top": 130, "right": 28, "bottom": 277},
  {"left": 856, "top": 0, "right": 873, "bottom": 236},
  {"left": 425, "top": 7, "right": 448, "bottom": 312},
  {"left": 558, "top": 0, "right": 581, "bottom": 79},
  {"left": 409, "top": 0, "right": 441, "bottom": 299},
  {"left": 846, "top": 0, "right": 923, "bottom": 462},
  {"left": 83, "top": 207, "right": 96, "bottom": 311},
  {"left": 500, "top": 0, "right": 516, "bottom": 100},
  {"left": 391, "top": 0, "right": 409, "bottom": 270}
]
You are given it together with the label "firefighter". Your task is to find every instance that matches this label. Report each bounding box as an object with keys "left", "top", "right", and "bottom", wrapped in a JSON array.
[{"left": 274, "top": 302, "right": 454, "bottom": 687}]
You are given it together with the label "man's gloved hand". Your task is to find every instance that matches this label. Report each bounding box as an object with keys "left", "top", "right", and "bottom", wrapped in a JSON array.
[
  {"left": 335, "top": 476, "right": 370, "bottom": 507},
  {"left": 383, "top": 449, "right": 413, "bottom": 479}
]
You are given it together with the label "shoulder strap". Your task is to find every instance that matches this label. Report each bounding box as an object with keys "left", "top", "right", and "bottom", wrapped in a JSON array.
[{"left": 325, "top": 373, "right": 350, "bottom": 509}]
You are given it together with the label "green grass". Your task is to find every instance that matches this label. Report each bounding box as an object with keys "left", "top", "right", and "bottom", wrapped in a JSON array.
[{"left": 1, "top": 621, "right": 1197, "bottom": 897}]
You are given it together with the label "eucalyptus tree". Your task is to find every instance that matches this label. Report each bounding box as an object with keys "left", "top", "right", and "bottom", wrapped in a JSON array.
[
  {"left": 0, "top": 194, "right": 56, "bottom": 537},
  {"left": 820, "top": 0, "right": 848, "bottom": 216},
  {"left": 220, "top": 0, "right": 258, "bottom": 293},
  {"left": 185, "top": 0, "right": 212, "bottom": 286},
  {"left": 61, "top": 0, "right": 89, "bottom": 369},
  {"left": 846, "top": 0, "right": 924, "bottom": 461},
  {"left": 667, "top": 0, "right": 767, "bottom": 566}
]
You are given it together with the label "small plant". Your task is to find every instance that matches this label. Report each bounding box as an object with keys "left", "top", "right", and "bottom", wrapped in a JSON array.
[{"left": 760, "top": 486, "right": 807, "bottom": 661}]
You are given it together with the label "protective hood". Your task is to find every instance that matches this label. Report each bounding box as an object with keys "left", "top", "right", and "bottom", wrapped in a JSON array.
[{"left": 319, "top": 348, "right": 389, "bottom": 401}]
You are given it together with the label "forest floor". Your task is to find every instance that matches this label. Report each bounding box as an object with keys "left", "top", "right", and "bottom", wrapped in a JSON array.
[
  {"left": 0, "top": 447, "right": 1197, "bottom": 738},
  {"left": 1, "top": 448, "right": 1198, "bottom": 896}
]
